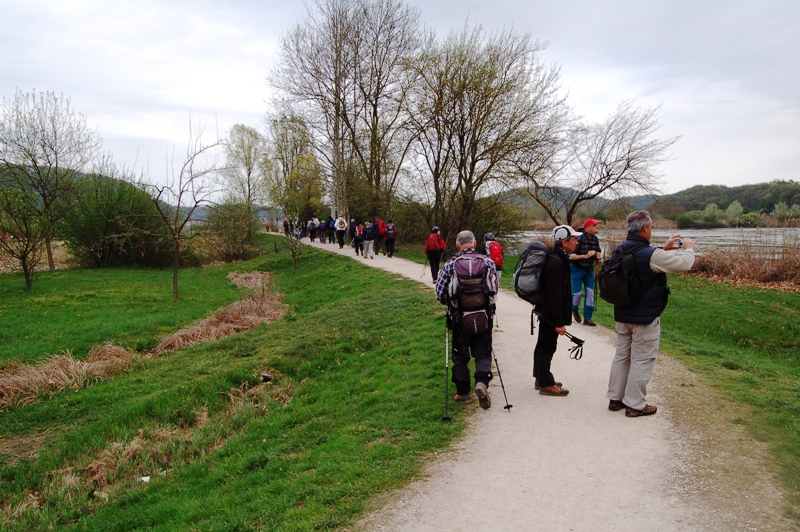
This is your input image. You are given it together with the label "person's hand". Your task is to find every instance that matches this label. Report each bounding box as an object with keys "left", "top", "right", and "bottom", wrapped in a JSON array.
[
  {"left": 556, "top": 326, "right": 567, "bottom": 335},
  {"left": 664, "top": 234, "right": 683, "bottom": 250},
  {"left": 682, "top": 237, "right": 696, "bottom": 250}
]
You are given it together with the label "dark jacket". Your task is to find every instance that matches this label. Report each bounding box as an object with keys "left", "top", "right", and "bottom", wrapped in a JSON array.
[
  {"left": 613, "top": 234, "right": 669, "bottom": 325},
  {"left": 535, "top": 244, "right": 572, "bottom": 328}
]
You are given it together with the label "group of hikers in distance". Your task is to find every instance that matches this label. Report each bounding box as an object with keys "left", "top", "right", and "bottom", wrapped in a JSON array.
[
  {"left": 430, "top": 210, "right": 696, "bottom": 418},
  {"left": 285, "top": 209, "right": 696, "bottom": 418},
  {"left": 282, "top": 215, "right": 398, "bottom": 257}
]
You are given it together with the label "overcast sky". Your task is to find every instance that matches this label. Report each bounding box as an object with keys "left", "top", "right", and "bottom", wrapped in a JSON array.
[{"left": 1, "top": 0, "right": 798, "bottom": 194}]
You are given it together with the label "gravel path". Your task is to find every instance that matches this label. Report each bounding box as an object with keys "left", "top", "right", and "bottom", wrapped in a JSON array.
[{"left": 307, "top": 240, "right": 794, "bottom": 531}]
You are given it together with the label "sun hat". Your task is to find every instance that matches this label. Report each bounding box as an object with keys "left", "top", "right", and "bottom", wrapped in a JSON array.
[
  {"left": 552, "top": 224, "right": 581, "bottom": 242},
  {"left": 583, "top": 218, "right": 602, "bottom": 229}
]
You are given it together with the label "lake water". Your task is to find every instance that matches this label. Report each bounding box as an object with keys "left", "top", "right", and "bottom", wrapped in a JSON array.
[{"left": 507, "top": 227, "right": 800, "bottom": 256}]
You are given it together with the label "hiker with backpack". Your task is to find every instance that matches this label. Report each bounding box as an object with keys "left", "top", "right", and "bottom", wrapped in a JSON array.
[
  {"left": 424, "top": 226, "right": 447, "bottom": 284},
  {"left": 327, "top": 216, "right": 336, "bottom": 244},
  {"left": 362, "top": 220, "right": 376, "bottom": 259},
  {"left": 373, "top": 218, "right": 386, "bottom": 256},
  {"left": 529, "top": 225, "right": 582, "bottom": 397},
  {"left": 570, "top": 219, "right": 603, "bottom": 327},
  {"left": 603, "top": 211, "right": 695, "bottom": 418},
  {"left": 435, "top": 230, "right": 499, "bottom": 409},
  {"left": 353, "top": 221, "right": 364, "bottom": 256},
  {"left": 479, "top": 233, "right": 505, "bottom": 283},
  {"left": 335, "top": 215, "right": 348, "bottom": 248},
  {"left": 384, "top": 219, "right": 397, "bottom": 257}
]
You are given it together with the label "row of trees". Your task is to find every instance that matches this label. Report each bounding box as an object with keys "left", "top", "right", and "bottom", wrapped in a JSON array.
[
  {"left": 0, "top": 91, "right": 258, "bottom": 294},
  {"left": 2, "top": 0, "right": 678, "bottom": 291},
  {"left": 258, "top": 0, "right": 677, "bottom": 242}
]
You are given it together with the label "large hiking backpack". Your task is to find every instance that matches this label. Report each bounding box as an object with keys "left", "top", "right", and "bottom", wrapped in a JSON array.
[
  {"left": 364, "top": 225, "right": 375, "bottom": 240},
  {"left": 451, "top": 254, "right": 491, "bottom": 310},
  {"left": 597, "top": 244, "right": 648, "bottom": 306},
  {"left": 513, "top": 241, "right": 549, "bottom": 303},
  {"left": 426, "top": 233, "right": 443, "bottom": 252},
  {"left": 355, "top": 225, "right": 364, "bottom": 238},
  {"left": 336, "top": 218, "right": 347, "bottom": 230},
  {"left": 385, "top": 223, "right": 397, "bottom": 239},
  {"left": 487, "top": 241, "right": 504, "bottom": 268},
  {"left": 376, "top": 219, "right": 386, "bottom": 236}
]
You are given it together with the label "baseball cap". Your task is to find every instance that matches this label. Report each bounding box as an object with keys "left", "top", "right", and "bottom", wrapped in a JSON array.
[
  {"left": 583, "top": 218, "right": 602, "bottom": 229},
  {"left": 431, "top": 226, "right": 439, "bottom": 232},
  {"left": 552, "top": 224, "right": 581, "bottom": 242}
]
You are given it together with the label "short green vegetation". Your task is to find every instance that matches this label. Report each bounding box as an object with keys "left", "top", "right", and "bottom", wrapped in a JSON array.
[{"left": 0, "top": 236, "right": 466, "bottom": 530}]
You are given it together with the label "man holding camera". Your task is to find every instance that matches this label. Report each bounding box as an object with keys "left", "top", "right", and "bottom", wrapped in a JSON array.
[{"left": 606, "top": 211, "right": 696, "bottom": 417}]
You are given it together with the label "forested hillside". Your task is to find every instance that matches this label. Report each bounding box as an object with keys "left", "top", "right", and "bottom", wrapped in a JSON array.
[{"left": 647, "top": 180, "right": 800, "bottom": 213}]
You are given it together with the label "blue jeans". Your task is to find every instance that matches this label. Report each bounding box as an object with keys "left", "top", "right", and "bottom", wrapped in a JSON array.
[{"left": 571, "top": 265, "right": 595, "bottom": 320}]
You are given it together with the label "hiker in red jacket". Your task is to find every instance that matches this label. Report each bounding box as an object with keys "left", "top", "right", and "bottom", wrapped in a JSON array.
[{"left": 424, "top": 226, "right": 447, "bottom": 284}]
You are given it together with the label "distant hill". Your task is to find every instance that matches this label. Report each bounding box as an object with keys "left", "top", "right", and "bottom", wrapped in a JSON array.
[{"left": 646, "top": 180, "right": 800, "bottom": 214}]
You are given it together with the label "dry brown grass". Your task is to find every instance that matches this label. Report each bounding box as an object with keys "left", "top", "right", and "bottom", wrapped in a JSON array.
[
  {"left": 0, "top": 344, "right": 142, "bottom": 410},
  {"left": 689, "top": 233, "right": 800, "bottom": 289},
  {"left": 1, "top": 375, "right": 294, "bottom": 526},
  {"left": 150, "top": 272, "right": 285, "bottom": 356},
  {"left": 0, "top": 272, "right": 286, "bottom": 411}
]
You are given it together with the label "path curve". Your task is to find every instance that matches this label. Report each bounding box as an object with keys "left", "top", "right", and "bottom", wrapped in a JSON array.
[{"left": 304, "top": 239, "right": 793, "bottom": 531}]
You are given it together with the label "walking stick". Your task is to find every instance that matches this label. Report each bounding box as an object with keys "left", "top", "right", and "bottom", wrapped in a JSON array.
[
  {"left": 492, "top": 350, "right": 513, "bottom": 411},
  {"left": 420, "top": 258, "right": 428, "bottom": 279},
  {"left": 442, "top": 311, "right": 452, "bottom": 422}
]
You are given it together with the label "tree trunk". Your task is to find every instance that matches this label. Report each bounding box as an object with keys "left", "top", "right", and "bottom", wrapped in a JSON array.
[
  {"left": 172, "top": 241, "right": 180, "bottom": 301},
  {"left": 45, "top": 237, "right": 55, "bottom": 271}
]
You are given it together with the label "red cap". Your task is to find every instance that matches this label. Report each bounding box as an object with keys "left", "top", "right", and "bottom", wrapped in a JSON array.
[{"left": 583, "top": 218, "right": 602, "bottom": 229}]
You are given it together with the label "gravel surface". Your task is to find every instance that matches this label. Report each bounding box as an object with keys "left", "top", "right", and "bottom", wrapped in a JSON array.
[{"left": 306, "top": 240, "right": 795, "bottom": 532}]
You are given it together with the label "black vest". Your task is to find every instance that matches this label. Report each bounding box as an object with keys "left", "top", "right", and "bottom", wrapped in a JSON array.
[{"left": 613, "top": 234, "right": 670, "bottom": 325}]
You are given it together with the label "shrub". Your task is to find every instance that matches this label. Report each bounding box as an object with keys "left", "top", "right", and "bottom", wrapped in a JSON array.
[{"left": 59, "top": 175, "right": 172, "bottom": 267}]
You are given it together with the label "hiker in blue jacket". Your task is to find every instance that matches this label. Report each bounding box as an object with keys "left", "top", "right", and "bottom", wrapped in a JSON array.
[{"left": 570, "top": 218, "right": 603, "bottom": 326}]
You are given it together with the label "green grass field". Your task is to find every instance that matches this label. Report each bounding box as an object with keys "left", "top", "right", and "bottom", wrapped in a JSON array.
[
  {"left": 0, "top": 237, "right": 467, "bottom": 530},
  {"left": 1, "top": 237, "right": 799, "bottom": 528}
]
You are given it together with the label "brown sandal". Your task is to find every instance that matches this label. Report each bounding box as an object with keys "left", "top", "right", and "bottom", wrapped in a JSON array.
[
  {"left": 608, "top": 400, "right": 625, "bottom": 411},
  {"left": 625, "top": 404, "right": 657, "bottom": 417}
]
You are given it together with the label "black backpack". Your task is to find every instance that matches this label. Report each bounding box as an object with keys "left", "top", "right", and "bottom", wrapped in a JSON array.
[
  {"left": 513, "top": 241, "right": 549, "bottom": 303},
  {"left": 598, "top": 244, "right": 648, "bottom": 306}
]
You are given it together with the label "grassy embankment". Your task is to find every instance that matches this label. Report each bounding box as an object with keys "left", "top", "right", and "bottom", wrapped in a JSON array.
[{"left": 0, "top": 235, "right": 466, "bottom": 530}]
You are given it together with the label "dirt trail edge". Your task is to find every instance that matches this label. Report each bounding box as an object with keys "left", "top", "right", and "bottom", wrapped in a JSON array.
[{"left": 305, "top": 240, "right": 793, "bottom": 531}]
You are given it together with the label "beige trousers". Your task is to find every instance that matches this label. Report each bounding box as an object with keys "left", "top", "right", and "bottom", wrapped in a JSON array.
[{"left": 607, "top": 318, "right": 660, "bottom": 411}]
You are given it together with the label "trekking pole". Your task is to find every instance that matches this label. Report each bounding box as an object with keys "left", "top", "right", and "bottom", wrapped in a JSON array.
[
  {"left": 420, "top": 258, "right": 428, "bottom": 279},
  {"left": 442, "top": 311, "right": 452, "bottom": 422},
  {"left": 492, "top": 350, "right": 513, "bottom": 411}
]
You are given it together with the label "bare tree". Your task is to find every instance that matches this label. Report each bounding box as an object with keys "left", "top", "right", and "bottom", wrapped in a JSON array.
[
  {"left": 0, "top": 89, "right": 102, "bottom": 270},
  {"left": 519, "top": 100, "right": 679, "bottom": 225},
  {"left": 271, "top": 0, "right": 358, "bottom": 217},
  {"left": 406, "top": 25, "right": 566, "bottom": 242},
  {"left": 342, "top": 0, "right": 421, "bottom": 216},
  {"left": 139, "top": 119, "right": 221, "bottom": 300}
]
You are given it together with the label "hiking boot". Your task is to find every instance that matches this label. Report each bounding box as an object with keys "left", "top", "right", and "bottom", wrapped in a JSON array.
[
  {"left": 572, "top": 311, "right": 582, "bottom": 323},
  {"left": 625, "top": 404, "right": 657, "bottom": 417},
  {"left": 454, "top": 393, "right": 473, "bottom": 404},
  {"left": 539, "top": 384, "right": 569, "bottom": 396},
  {"left": 534, "top": 380, "right": 561, "bottom": 391},
  {"left": 608, "top": 399, "right": 626, "bottom": 411},
  {"left": 475, "top": 382, "right": 491, "bottom": 410},
  {"left": 583, "top": 319, "right": 597, "bottom": 327}
]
